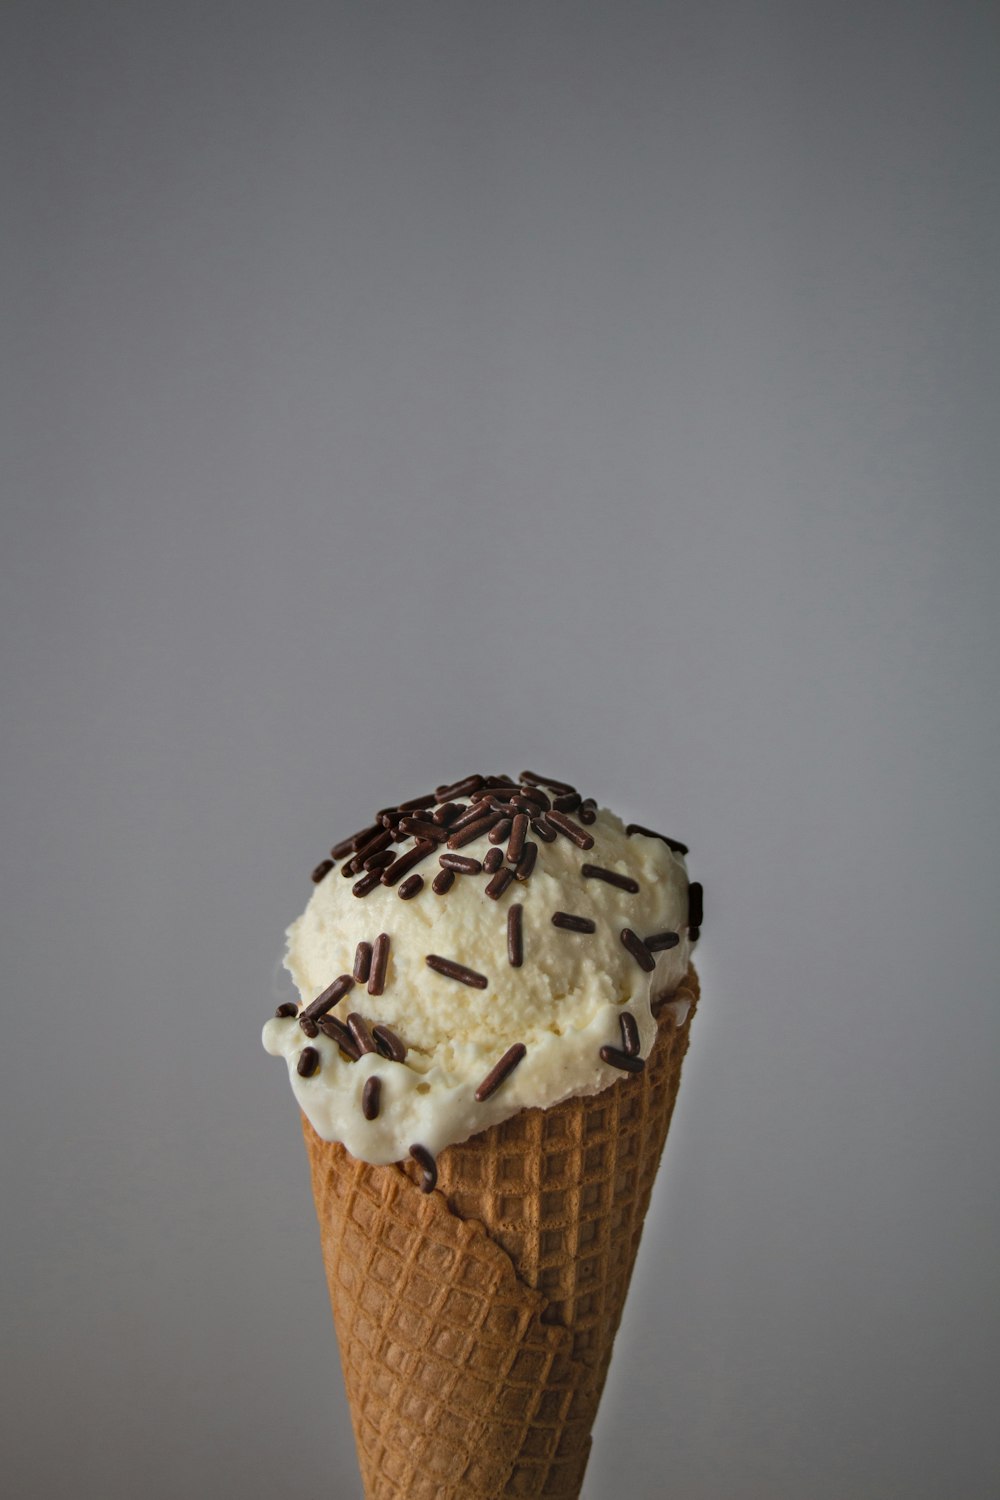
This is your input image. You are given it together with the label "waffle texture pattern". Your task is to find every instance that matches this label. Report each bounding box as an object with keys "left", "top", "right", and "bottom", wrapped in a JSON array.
[{"left": 303, "top": 968, "right": 699, "bottom": 1498}]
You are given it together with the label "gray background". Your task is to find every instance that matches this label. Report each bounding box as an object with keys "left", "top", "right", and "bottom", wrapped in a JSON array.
[{"left": 3, "top": 3, "right": 998, "bottom": 1497}]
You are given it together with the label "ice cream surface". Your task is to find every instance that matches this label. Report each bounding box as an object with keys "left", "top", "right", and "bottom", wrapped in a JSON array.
[{"left": 263, "top": 773, "right": 700, "bottom": 1167}]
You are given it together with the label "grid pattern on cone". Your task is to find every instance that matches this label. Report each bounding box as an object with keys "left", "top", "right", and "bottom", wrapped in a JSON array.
[
  {"left": 430, "top": 1034, "right": 675, "bottom": 1364},
  {"left": 303, "top": 969, "right": 699, "bottom": 1499},
  {"left": 308, "top": 1143, "right": 595, "bottom": 1497}
]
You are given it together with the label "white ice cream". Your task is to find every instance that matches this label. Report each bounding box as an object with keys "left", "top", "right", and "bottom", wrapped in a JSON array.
[{"left": 263, "top": 793, "right": 697, "bottom": 1164}]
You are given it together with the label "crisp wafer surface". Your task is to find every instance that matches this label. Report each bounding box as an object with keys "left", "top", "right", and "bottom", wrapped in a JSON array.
[{"left": 303, "top": 968, "right": 698, "bottom": 1498}]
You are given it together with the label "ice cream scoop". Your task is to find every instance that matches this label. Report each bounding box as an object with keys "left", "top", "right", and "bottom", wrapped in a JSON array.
[{"left": 264, "top": 771, "right": 700, "bottom": 1169}]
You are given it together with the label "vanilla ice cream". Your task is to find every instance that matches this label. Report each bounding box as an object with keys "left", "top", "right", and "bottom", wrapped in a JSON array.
[{"left": 263, "top": 772, "right": 701, "bottom": 1169}]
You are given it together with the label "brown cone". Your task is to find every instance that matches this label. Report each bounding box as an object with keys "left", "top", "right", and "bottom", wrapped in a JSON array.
[{"left": 302, "top": 967, "right": 699, "bottom": 1499}]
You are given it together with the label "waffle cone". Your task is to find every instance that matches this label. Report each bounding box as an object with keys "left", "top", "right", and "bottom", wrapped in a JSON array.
[{"left": 302, "top": 967, "right": 699, "bottom": 1499}]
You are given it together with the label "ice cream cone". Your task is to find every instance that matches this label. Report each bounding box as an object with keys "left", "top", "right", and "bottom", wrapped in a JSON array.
[{"left": 302, "top": 967, "right": 699, "bottom": 1499}]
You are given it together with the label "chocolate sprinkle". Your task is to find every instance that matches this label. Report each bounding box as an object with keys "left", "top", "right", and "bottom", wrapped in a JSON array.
[
  {"left": 363, "top": 849, "right": 395, "bottom": 871},
  {"left": 432, "top": 802, "right": 464, "bottom": 825},
  {"left": 515, "top": 786, "right": 551, "bottom": 811},
  {"left": 688, "top": 881, "right": 704, "bottom": 929},
  {"left": 297, "top": 1046, "right": 320, "bottom": 1077},
  {"left": 311, "top": 859, "right": 334, "bottom": 883},
  {"left": 303, "top": 974, "right": 355, "bottom": 1022},
  {"left": 398, "top": 817, "right": 448, "bottom": 843},
  {"left": 435, "top": 774, "right": 484, "bottom": 802},
  {"left": 341, "top": 859, "right": 357, "bottom": 877},
  {"left": 551, "top": 912, "right": 596, "bottom": 933},
  {"left": 486, "top": 864, "right": 514, "bottom": 900},
  {"left": 619, "top": 1011, "right": 640, "bottom": 1057},
  {"left": 488, "top": 818, "right": 512, "bottom": 845},
  {"left": 620, "top": 928, "right": 656, "bottom": 972},
  {"left": 330, "top": 825, "right": 380, "bottom": 861},
  {"left": 506, "top": 813, "right": 528, "bottom": 866},
  {"left": 520, "top": 771, "right": 576, "bottom": 794},
  {"left": 530, "top": 817, "right": 557, "bottom": 843},
  {"left": 397, "top": 873, "right": 424, "bottom": 900},
  {"left": 599, "top": 1044, "right": 645, "bottom": 1074},
  {"left": 432, "top": 868, "right": 456, "bottom": 894},
  {"left": 352, "top": 869, "right": 383, "bottom": 898},
  {"left": 353, "top": 942, "right": 372, "bottom": 984},
  {"left": 543, "top": 811, "right": 595, "bottom": 850},
  {"left": 506, "top": 793, "right": 549, "bottom": 816},
  {"left": 298, "top": 1015, "right": 320, "bottom": 1038},
  {"left": 381, "top": 840, "right": 435, "bottom": 886},
  {"left": 409, "top": 1143, "right": 438, "bottom": 1193},
  {"left": 645, "top": 930, "right": 680, "bottom": 952},
  {"left": 318, "top": 1014, "right": 360, "bottom": 1059},
  {"left": 581, "top": 863, "right": 640, "bottom": 893},
  {"left": 551, "top": 792, "right": 581, "bottom": 813},
  {"left": 371, "top": 1023, "right": 407, "bottom": 1063},
  {"left": 447, "top": 813, "right": 502, "bottom": 849},
  {"left": 350, "top": 823, "right": 384, "bottom": 852},
  {"left": 352, "top": 827, "right": 393, "bottom": 865},
  {"left": 398, "top": 793, "right": 436, "bottom": 812},
  {"left": 515, "top": 842, "right": 538, "bottom": 881},
  {"left": 483, "top": 846, "right": 504, "bottom": 873},
  {"left": 274, "top": 1002, "right": 298, "bottom": 1018},
  {"left": 425, "top": 955, "right": 488, "bottom": 989},
  {"left": 368, "top": 933, "right": 390, "bottom": 997},
  {"left": 578, "top": 798, "right": 597, "bottom": 825},
  {"left": 347, "top": 1013, "right": 377, "bottom": 1055},
  {"left": 439, "top": 853, "right": 482, "bottom": 874},
  {"left": 475, "top": 1042, "right": 527, "bottom": 1102},
  {"left": 507, "top": 904, "right": 524, "bottom": 967},
  {"left": 626, "top": 823, "right": 689, "bottom": 855},
  {"left": 484, "top": 799, "right": 516, "bottom": 817},
  {"left": 447, "top": 802, "right": 492, "bottom": 833},
  {"left": 361, "top": 1076, "right": 382, "bottom": 1120}
]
